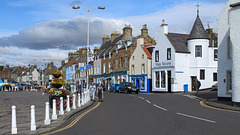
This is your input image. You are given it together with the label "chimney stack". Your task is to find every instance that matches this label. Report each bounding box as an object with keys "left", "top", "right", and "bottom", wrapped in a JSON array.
[
  {"left": 102, "top": 35, "right": 110, "bottom": 45},
  {"left": 141, "top": 24, "right": 148, "bottom": 36},
  {"left": 111, "top": 31, "right": 120, "bottom": 43},
  {"left": 122, "top": 24, "right": 132, "bottom": 40},
  {"left": 161, "top": 19, "right": 168, "bottom": 34}
]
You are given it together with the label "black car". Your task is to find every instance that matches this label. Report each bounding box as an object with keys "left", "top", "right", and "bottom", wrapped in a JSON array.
[
  {"left": 119, "top": 82, "right": 139, "bottom": 94},
  {"left": 0, "top": 85, "right": 12, "bottom": 91}
]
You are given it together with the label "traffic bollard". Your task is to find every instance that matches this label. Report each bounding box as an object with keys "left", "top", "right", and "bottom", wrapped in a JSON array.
[
  {"left": 59, "top": 97, "right": 64, "bottom": 115},
  {"left": 44, "top": 102, "right": 51, "bottom": 125},
  {"left": 72, "top": 94, "right": 76, "bottom": 109},
  {"left": 52, "top": 99, "right": 57, "bottom": 120},
  {"left": 31, "top": 105, "right": 36, "bottom": 131},
  {"left": 77, "top": 93, "right": 81, "bottom": 107},
  {"left": 66, "top": 95, "right": 70, "bottom": 112},
  {"left": 12, "top": 105, "right": 17, "bottom": 134}
]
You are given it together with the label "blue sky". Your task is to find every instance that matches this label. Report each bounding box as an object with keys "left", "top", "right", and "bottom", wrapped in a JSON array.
[{"left": 0, "top": 0, "right": 227, "bottom": 66}]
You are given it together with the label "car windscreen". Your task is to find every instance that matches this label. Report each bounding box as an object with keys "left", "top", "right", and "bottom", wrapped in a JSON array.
[{"left": 128, "top": 83, "right": 135, "bottom": 86}]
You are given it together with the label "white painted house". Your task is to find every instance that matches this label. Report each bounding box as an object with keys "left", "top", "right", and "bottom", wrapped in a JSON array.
[
  {"left": 152, "top": 11, "right": 218, "bottom": 92},
  {"left": 129, "top": 38, "right": 155, "bottom": 93},
  {"left": 217, "top": 0, "right": 240, "bottom": 105}
]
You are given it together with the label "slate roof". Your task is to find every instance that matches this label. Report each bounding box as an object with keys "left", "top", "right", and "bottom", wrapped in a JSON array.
[
  {"left": 187, "top": 15, "right": 208, "bottom": 40},
  {"left": 166, "top": 33, "right": 190, "bottom": 53}
]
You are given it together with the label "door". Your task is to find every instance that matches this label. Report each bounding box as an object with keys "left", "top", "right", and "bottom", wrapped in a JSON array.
[
  {"left": 191, "top": 76, "right": 197, "bottom": 91},
  {"left": 167, "top": 71, "right": 171, "bottom": 93},
  {"left": 136, "top": 79, "right": 140, "bottom": 89}
]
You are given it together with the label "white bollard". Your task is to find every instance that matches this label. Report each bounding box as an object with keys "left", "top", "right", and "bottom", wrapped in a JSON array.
[
  {"left": 81, "top": 93, "right": 84, "bottom": 106},
  {"left": 59, "top": 97, "right": 64, "bottom": 115},
  {"left": 66, "top": 95, "right": 71, "bottom": 112},
  {"left": 72, "top": 94, "right": 76, "bottom": 109},
  {"left": 77, "top": 93, "right": 81, "bottom": 107},
  {"left": 31, "top": 105, "right": 36, "bottom": 131},
  {"left": 44, "top": 102, "right": 51, "bottom": 125},
  {"left": 52, "top": 99, "right": 57, "bottom": 120},
  {"left": 12, "top": 105, "right": 17, "bottom": 134}
]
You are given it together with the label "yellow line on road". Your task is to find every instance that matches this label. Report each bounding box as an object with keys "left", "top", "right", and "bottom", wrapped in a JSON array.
[
  {"left": 42, "top": 102, "right": 101, "bottom": 135},
  {"left": 200, "top": 100, "right": 240, "bottom": 113}
]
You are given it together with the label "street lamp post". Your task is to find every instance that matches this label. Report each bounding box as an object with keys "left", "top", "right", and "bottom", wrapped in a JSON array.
[
  {"left": 72, "top": 6, "right": 105, "bottom": 90},
  {"left": 49, "top": 45, "right": 66, "bottom": 69}
]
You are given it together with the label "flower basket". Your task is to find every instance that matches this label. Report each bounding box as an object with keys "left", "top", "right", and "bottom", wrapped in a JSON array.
[
  {"left": 53, "top": 70, "right": 63, "bottom": 78},
  {"left": 51, "top": 83, "right": 62, "bottom": 89},
  {"left": 49, "top": 96, "right": 67, "bottom": 108}
]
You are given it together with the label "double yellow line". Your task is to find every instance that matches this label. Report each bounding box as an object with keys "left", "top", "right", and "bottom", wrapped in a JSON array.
[
  {"left": 43, "top": 102, "right": 101, "bottom": 135},
  {"left": 200, "top": 100, "right": 240, "bottom": 113}
]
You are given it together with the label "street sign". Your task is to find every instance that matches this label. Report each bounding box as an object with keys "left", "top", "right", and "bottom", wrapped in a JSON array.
[
  {"left": 79, "top": 67, "right": 84, "bottom": 70},
  {"left": 86, "top": 64, "right": 91, "bottom": 69}
]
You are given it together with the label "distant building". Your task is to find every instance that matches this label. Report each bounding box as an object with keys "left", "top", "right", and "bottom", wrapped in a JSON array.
[
  {"left": 217, "top": 0, "right": 240, "bottom": 105},
  {"left": 152, "top": 10, "right": 218, "bottom": 92}
]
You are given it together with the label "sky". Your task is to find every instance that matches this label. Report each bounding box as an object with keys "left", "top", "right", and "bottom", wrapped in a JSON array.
[{"left": 0, "top": 0, "right": 227, "bottom": 67}]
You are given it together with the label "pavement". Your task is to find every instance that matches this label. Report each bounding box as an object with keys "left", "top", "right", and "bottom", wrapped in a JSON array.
[
  {"left": 0, "top": 90, "right": 94, "bottom": 135},
  {"left": 187, "top": 89, "right": 240, "bottom": 111}
]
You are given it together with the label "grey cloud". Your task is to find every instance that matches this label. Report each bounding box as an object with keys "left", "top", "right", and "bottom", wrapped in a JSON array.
[{"left": 0, "top": 16, "right": 127, "bottom": 50}]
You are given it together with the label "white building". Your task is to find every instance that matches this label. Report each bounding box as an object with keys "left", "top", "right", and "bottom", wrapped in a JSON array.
[
  {"left": 32, "top": 68, "right": 40, "bottom": 84},
  {"left": 152, "top": 11, "right": 218, "bottom": 92},
  {"left": 129, "top": 38, "right": 155, "bottom": 93},
  {"left": 217, "top": 0, "right": 240, "bottom": 104}
]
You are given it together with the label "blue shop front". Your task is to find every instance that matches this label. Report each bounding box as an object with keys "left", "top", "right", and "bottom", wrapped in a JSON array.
[{"left": 129, "top": 74, "right": 151, "bottom": 93}]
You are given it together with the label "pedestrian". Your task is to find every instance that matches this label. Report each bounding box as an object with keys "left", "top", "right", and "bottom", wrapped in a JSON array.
[
  {"left": 194, "top": 78, "right": 201, "bottom": 96},
  {"left": 89, "top": 82, "right": 96, "bottom": 101},
  {"left": 97, "top": 84, "right": 103, "bottom": 102}
]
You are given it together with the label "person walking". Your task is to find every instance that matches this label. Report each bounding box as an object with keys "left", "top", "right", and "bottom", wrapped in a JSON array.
[
  {"left": 194, "top": 78, "right": 201, "bottom": 96},
  {"left": 97, "top": 84, "right": 103, "bottom": 102},
  {"left": 89, "top": 82, "right": 96, "bottom": 101}
]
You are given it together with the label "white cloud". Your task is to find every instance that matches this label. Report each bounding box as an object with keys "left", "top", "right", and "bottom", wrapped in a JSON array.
[
  {"left": 0, "top": 47, "right": 22, "bottom": 56},
  {"left": 0, "top": 16, "right": 128, "bottom": 50}
]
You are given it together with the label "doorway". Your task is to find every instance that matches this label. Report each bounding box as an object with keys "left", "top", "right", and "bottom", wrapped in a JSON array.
[
  {"left": 191, "top": 76, "right": 197, "bottom": 91},
  {"left": 167, "top": 71, "right": 171, "bottom": 93},
  {"left": 136, "top": 79, "right": 140, "bottom": 89}
]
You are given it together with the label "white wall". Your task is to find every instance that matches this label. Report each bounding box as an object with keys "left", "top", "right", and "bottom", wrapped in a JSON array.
[
  {"left": 231, "top": 5, "right": 240, "bottom": 102},
  {"left": 217, "top": 0, "right": 232, "bottom": 98},
  {"left": 32, "top": 69, "right": 40, "bottom": 82}
]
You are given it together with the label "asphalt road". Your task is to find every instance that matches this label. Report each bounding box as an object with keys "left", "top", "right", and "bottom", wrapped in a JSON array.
[{"left": 54, "top": 91, "right": 240, "bottom": 135}]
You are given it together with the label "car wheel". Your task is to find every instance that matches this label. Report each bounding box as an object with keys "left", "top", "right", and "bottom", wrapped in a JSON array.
[{"left": 136, "top": 91, "right": 139, "bottom": 94}]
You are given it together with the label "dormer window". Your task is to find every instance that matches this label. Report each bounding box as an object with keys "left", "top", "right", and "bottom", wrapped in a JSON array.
[{"left": 109, "top": 52, "right": 111, "bottom": 59}]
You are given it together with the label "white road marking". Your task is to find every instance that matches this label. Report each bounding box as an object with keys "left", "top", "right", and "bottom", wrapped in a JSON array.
[
  {"left": 146, "top": 100, "right": 151, "bottom": 104},
  {"left": 153, "top": 104, "right": 168, "bottom": 111},
  {"left": 138, "top": 96, "right": 145, "bottom": 100},
  {"left": 176, "top": 112, "right": 216, "bottom": 123}
]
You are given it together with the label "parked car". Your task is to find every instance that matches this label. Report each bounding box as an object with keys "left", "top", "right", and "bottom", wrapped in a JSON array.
[
  {"left": 19, "top": 83, "right": 30, "bottom": 90},
  {"left": 212, "top": 83, "right": 218, "bottom": 91},
  {"left": 109, "top": 84, "right": 120, "bottom": 92},
  {"left": 0, "top": 85, "right": 12, "bottom": 91},
  {"left": 119, "top": 82, "right": 139, "bottom": 94}
]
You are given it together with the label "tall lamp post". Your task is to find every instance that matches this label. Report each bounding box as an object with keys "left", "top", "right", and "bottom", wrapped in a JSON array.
[
  {"left": 72, "top": 6, "right": 105, "bottom": 89},
  {"left": 49, "top": 45, "right": 66, "bottom": 69}
]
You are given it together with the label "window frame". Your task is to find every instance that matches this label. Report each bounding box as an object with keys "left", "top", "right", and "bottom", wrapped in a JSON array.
[
  {"left": 195, "top": 45, "right": 202, "bottom": 57},
  {"left": 167, "top": 48, "right": 171, "bottom": 60}
]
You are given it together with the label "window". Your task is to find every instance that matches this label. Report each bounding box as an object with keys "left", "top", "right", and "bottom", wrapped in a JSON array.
[
  {"left": 132, "top": 65, "right": 135, "bottom": 74},
  {"left": 214, "top": 49, "right": 218, "bottom": 61},
  {"left": 200, "top": 69, "right": 205, "bottom": 80},
  {"left": 103, "top": 63, "right": 105, "bottom": 73},
  {"left": 120, "top": 57, "right": 123, "bottom": 68},
  {"left": 167, "top": 48, "right": 171, "bottom": 60},
  {"left": 228, "top": 9, "right": 230, "bottom": 25},
  {"left": 195, "top": 45, "right": 202, "bottom": 57},
  {"left": 155, "top": 71, "right": 160, "bottom": 88},
  {"left": 109, "top": 62, "right": 111, "bottom": 72},
  {"left": 98, "top": 66, "right": 100, "bottom": 74},
  {"left": 226, "top": 70, "right": 232, "bottom": 93},
  {"left": 142, "top": 64, "right": 145, "bottom": 74},
  {"left": 116, "top": 58, "right": 118, "bottom": 68},
  {"left": 142, "top": 54, "right": 144, "bottom": 59},
  {"left": 109, "top": 52, "right": 111, "bottom": 59},
  {"left": 213, "top": 73, "right": 217, "bottom": 81},
  {"left": 227, "top": 36, "right": 231, "bottom": 59},
  {"left": 95, "top": 66, "right": 97, "bottom": 74},
  {"left": 126, "top": 56, "right": 128, "bottom": 67},
  {"left": 161, "top": 71, "right": 166, "bottom": 88},
  {"left": 155, "top": 50, "right": 159, "bottom": 62},
  {"left": 104, "top": 53, "right": 105, "bottom": 60}
]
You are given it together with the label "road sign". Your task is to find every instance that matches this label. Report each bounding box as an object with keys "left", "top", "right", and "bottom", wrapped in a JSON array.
[
  {"left": 79, "top": 67, "right": 84, "bottom": 70},
  {"left": 86, "top": 64, "right": 91, "bottom": 69}
]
